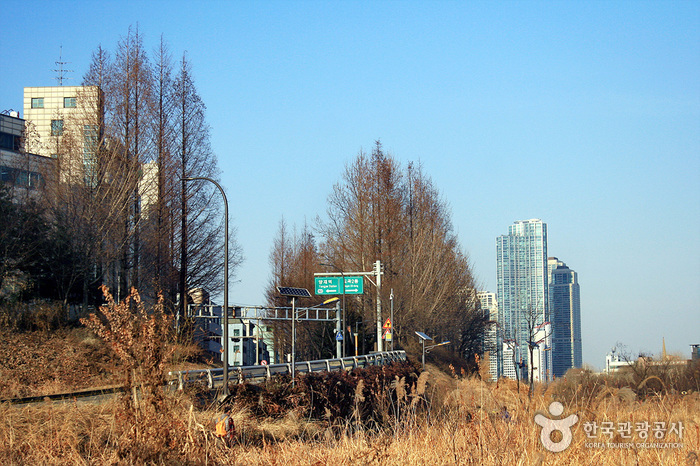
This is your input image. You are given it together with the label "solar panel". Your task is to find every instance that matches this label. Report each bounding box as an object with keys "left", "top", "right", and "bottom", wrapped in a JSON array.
[
  {"left": 415, "top": 331, "right": 433, "bottom": 341},
  {"left": 277, "top": 286, "right": 312, "bottom": 298}
]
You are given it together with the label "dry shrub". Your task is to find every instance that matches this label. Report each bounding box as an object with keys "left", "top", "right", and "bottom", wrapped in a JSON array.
[
  {"left": 2, "top": 307, "right": 697, "bottom": 464},
  {"left": 0, "top": 393, "right": 218, "bottom": 464},
  {"left": 78, "top": 286, "right": 182, "bottom": 462},
  {"left": 170, "top": 341, "right": 206, "bottom": 368},
  {"left": 80, "top": 286, "right": 174, "bottom": 401},
  {"left": 550, "top": 367, "right": 607, "bottom": 409},
  {"left": 0, "top": 300, "right": 67, "bottom": 333},
  {"left": 222, "top": 360, "right": 422, "bottom": 433},
  {"left": 552, "top": 362, "right": 700, "bottom": 412}
]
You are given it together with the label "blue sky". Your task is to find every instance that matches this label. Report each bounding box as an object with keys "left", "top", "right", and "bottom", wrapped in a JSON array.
[{"left": 2, "top": 1, "right": 698, "bottom": 369}]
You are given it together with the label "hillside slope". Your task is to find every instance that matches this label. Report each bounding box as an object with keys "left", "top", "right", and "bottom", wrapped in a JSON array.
[{"left": 0, "top": 328, "right": 119, "bottom": 398}]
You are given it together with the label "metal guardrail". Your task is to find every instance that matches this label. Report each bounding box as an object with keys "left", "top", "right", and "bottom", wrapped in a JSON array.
[
  {"left": 168, "top": 350, "right": 407, "bottom": 390},
  {"left": 0, "top": 385, "right": 125, "bottom": 406}
]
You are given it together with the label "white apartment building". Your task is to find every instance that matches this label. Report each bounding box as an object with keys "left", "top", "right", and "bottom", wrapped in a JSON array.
[
  {"left": 529, "top": 321, "right": 553, "bottom": 382},
  {"left": 478, "top": 291, "right": 501, "bottom": 381},
  {"left": 502, "top": 341, "right": 519, "bottom": 380},
  {"left": 23, "top": 86, "right": 101, "bottom": 184}
]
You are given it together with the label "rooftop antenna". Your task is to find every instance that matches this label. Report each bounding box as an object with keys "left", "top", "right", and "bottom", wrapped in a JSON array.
[{"left": 53, "top": 45, "right": 73, "bottom": 86}]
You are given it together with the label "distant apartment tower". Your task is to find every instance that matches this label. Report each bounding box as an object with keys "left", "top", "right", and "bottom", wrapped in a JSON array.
[
  {"left": 23, "top": 86, "right": 102, "bottom": 184},
  {"left": 478, "top": 291, "right": 502, "bottom": 381},
  {"left": 502, "top": 341, "right": 517, "bottom": 379},
  {"left": 496, "top": 219, "right": 550, "bottom": 381},
  {"left": 529, "top": 321, "right": 552, "bottom": 382},
  {"left": 548, "top": 257, "right": 582, "bottom": 377}
]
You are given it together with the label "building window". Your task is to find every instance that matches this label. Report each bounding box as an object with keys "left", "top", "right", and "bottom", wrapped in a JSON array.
[
  {"left": 64, "top": 97, "right": 77, "bottom": 108},
  {"left": 28, "top": 172, "right": 42, "bottom": 189},
  {"left": 31, "top": 98, "right": 44, "bottom": 108},
  {"left": 0, "top": 132, "right": 20, "bottom": 152},
  {"left": 0, "top": 166, "right": 41, "bottom": 190},
  {"left": 51, "top": 120, "right": 64, "bottom": 136},
  {"left": 233, "top": 329, "right": 240, "bottom": 337}
]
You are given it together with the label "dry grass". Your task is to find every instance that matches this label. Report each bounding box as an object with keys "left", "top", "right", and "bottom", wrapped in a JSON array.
[
  {"left": 0, "top": 366, "right": 697, "bottom": 465},
  {"left": 1, "top": 292, "right": 697, "bottom": 464}
]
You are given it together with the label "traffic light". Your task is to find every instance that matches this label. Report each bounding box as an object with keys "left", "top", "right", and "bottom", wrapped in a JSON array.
[{"left": 374, "top": 260, "right": 384, "bottom": 275}]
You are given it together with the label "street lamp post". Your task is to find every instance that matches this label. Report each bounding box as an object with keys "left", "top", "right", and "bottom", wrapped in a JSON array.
[
  {"left": 423, "top": 341, "right": 450, "bottom": 371},
  {"left": 183, "top": 176, "right": 230, "bottom": 397},
  {"left": 416, "top": 331, "right": 450, "bottom": 371},
  {"left": 291, "top": 296, "right": 297, "bottom": 383}
]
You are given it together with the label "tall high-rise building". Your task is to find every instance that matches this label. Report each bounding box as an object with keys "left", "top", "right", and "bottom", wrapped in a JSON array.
[
  {"left": 548, "top": 257, "right": 582, "bottom": 377},
  {"left": 478, "top": 291, "right": 501, "bottom": 381},
  {"left": 496, "top": 219, "right": 550, "bottom": 381}
]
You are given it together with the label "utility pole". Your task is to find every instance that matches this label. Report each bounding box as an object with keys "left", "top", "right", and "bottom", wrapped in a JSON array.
[
  {"left": 390, "top": 288, "right": 394, "bottom": 351},
  {"left": 335, "top": 301, "right": 342, "bottom": 359},
  {"left": 375, "top": 260, "right": 383, "bottom": 352}
]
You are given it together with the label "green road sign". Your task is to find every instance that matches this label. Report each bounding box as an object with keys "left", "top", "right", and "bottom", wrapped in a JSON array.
[{"left": 315, "top": 276, "right": 364, "bottom": 295}]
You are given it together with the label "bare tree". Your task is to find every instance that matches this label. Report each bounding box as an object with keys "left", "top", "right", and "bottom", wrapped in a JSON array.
[
  {"left": 266, "top": 219, "right": 332, "bottom": 362},
  {"left": 503, "top": 336, "right": 524, "bottom": 392},
  {"left": 315, "top": 144, "right": 484, "bottom": 361},
  {"left": 497, "top": 302, "right": 551, "bottom": 398},
  {"left": 139, "top": 35, "right": 177, "bottom": 304},
  {"left": 524, "top": 305, "right": 551, "bottom": 398},
  {"left": 111, "top": 25, "right": 155, "bottom": 294},
  {"left": 172, "top": 52, "right": 242, "bottom": 320},
  {"left": 0, "top": 173, "right": 51, "bottom": 305},
  {"left": 5, "top": 28, "right": 240, "bottom": 316},
  {"left": 41, "top": 83, "right": 140, "bottom": 306}
]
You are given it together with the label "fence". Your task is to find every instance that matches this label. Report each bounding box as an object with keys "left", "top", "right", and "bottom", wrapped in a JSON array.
[{"left": 168, "top": 350, "right": 407, "bottom": 390}]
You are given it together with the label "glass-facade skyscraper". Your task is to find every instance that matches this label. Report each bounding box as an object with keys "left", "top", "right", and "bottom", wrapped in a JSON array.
[
  {"left": 548, "top": 257, "right": 582, "bottom": 377},
  {"left": 496, "top": 219, "right": 549, "bottom": 381}
]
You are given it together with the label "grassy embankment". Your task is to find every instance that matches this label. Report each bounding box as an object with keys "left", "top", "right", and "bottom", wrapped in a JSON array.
[
  {"left": 0, "top": 340, "right": 698, "bottom": 465},
  {"left": 1, "top": 290, "right": 697, "bottom": 465}
]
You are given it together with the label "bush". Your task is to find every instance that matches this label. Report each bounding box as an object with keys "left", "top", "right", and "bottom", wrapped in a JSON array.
[
  {"left": 222, "top": 360, "right": 425, "bottom": 431},
  {"left": 0, "top": 300, "right": 67, "bottom": 332}
]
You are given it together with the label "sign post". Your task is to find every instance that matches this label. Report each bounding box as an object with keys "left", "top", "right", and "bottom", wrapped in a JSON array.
[{"left": 383, "top": 318, "right": 392, "bottom": 343}]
